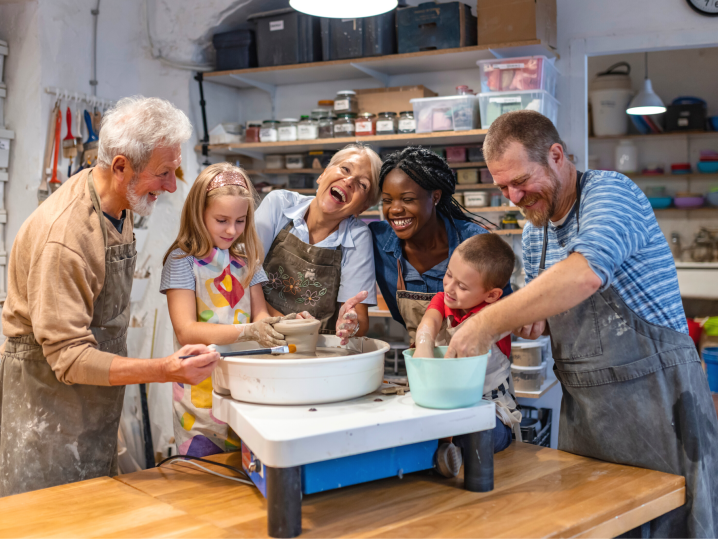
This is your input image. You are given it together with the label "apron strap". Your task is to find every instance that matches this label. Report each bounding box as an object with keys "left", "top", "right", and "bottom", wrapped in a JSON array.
[
  {"left": 539, "top": 170, "right": 584, "bottom": 272},
  {"left": 396, "top": 259, "right": 406, "bottom": 292},
  {"left": 87, "top": 170, "right": 109, "bottom": 249}
]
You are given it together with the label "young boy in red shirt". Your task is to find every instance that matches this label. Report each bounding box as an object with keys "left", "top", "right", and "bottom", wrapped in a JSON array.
[{"left": 414, "top": 233, "right": 520, "bottom": 473}]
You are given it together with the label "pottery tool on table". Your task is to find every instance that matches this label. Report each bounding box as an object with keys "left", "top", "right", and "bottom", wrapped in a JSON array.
[
  {"left": 49, "top": 106, "right": 63, "bottom": 194},
  {"left": 179, "top": 345, "right": 296, "bottom": 359},
  {"left": 82, "top": 109, "right": 99, "bottom": 167},
  {"left": 62, "top": 107, "right": 77, "bottom": 159}
]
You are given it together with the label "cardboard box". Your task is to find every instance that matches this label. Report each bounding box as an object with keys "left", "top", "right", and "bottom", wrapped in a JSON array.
[
  {"left": 476, "top": 0, "right": 557, "bottom": 49},
  {"left": 354, "top": 85, "right": 438, "bottom": 116}
]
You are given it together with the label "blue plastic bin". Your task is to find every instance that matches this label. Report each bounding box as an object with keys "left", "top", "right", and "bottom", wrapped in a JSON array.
[
  {"left": 703, "top": 347, "right": 718, "bottom": 393},
  {"left": 403, "top": 346, "right": 488, "bottom": 409}
]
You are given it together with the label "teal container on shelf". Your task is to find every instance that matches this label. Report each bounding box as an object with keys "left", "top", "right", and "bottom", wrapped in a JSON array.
[{"left": 403, "top": 346, "right": 488, "bottom": 409}]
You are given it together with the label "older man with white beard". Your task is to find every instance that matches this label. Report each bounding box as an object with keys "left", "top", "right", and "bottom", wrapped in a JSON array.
[
  {"left": 447, "top": 110, "right": 718, "bottom": 538},
  {"left": 0, "top": 96, "right": 219, "bottom": 497}
]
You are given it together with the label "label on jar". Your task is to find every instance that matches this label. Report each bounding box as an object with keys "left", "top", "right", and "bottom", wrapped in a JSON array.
[
  {"left": 494, "top": 62, "right": 525, "bottom": 69},
  {"left": 398, "top": 119, "right": 416, "bottom": 131},
  {"left": 277, "top": 126, "right": 298, "bottom": 141},
  {"left": 298, "top": 125, "right": 318, "bottom": 140},
  {"left": 490, "top": 96, "right": 521, "bottom": 103},
  {"left": 334, "top": 99, "right": 350, "bottom": 111},
  {"left": 376, "top": 120, "right": 395, "bottom": 132},
  {"left": 259, "top": 128, "right": 278, "bottom": 142},
  {"left": 334, "top": 123, "right": 355, "bottom": 134},
  {"left": 355, "top": 121, "right": 373, "bottom": 133},
  {"left": 269, "top": 20, "right": 284, "bottom": 31}
]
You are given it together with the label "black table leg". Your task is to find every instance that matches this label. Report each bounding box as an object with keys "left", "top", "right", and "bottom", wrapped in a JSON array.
[
  {"left": 462, "top": 430, "right": 494, "bottom": 492},
  {"left": 266, "top": 465, "right": 302, "bottom": 538}
]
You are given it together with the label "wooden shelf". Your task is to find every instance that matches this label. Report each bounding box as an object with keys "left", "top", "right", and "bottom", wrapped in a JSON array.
[
  {"left": 466, "top": 206, "right": 518, "bottom": 213},
  {"left": 248, "top": 162, "right": 485, "bottom": 176},
  {"left": 451, "top": 162, "right": 486, "bottom": 168},
  {"left": 455, "top": 184, "right": 498, "bottom": 191},
  {"left": 590, "top": 131, "right": 718, "bottom": 141},
  {"left": 515, "top": 377, "right": 559, "bottom": 399},
  {"left": 368, "top": 309, "right": 394, "bottom": 318},
  {"left": 196, "top": 130, "right": 489, "bottom": 156},
  {"left": 653, "top": 207, "right": 718, "bottom": 213},
  {"left": 630, "top": 173, "right": 718, "bottom": 181},
  {"left": 204, "top": 41, "right": 556, "bottom": 89},
  {"left": 493, "top": 229, "right": 524, "bottom": 236}
]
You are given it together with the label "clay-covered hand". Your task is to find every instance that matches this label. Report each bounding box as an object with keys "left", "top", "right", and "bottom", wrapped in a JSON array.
[
  {"left": 236, "top": 319, "right": 287, "bottom": 347},
  {"left": 163, "top": 344, "right": 220, "bottom": 385},
  {"left": 336, "top": 290, "right": 368, "bottom": 345},
  {"left": 275, "top": 312, "right": 312, "bottom": 321},
  {"left": 414, "top": 329, "right": 436, "bottom": 359},
  {"left": 295, "top": 311, "right": 315, "bottom": 320},
  {"left": 445, "top": 312, "right": 493, "bottom": 358},
  {"left": 512, "top": 320, "right": 546, "bottom": 340}
]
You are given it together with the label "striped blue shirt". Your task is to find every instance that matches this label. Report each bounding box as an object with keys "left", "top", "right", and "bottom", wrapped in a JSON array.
[
  {"left": 160, "top": 248, "right": 268, "bottom": 294},
  {"left": 522, "top": 169, "right": 687, "bottom": 334}
]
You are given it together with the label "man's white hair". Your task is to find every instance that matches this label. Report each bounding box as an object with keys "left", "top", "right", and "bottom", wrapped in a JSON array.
[{"left": 97, "top": 96, "right": 192, "bottom": 172}]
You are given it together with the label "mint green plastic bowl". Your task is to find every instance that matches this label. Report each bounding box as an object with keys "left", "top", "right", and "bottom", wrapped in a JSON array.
[{"left": 403, "top": 346, "right": 488, "bottom": 409}]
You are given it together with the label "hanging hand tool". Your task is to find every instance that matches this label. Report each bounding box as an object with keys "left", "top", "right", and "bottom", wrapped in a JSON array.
[
  {"left": 92, "top": 108, "right": 102, "bottom": 136},
  {"left": 49, "top": 108, "right": 63, "bottom": 194},
  {"left": 62, "top": 106, "right": 77, "bottom": 160},
  {"left": 83, "top": 109, "right": 99, "bottom": 168},
  {"left": 39, "top": 103, "right": 60, "bottom": 204}
]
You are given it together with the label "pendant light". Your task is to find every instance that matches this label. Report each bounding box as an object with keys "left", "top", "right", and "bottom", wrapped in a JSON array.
[
  {"left": 289, "top": 0, "right": 398, "bottom": 19},
  {"left": 626, "top": 52, "right": 666, "bottom": 115}
]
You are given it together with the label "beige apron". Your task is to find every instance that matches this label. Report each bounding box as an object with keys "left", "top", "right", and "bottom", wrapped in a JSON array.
[
  {"left": 395, "top": 260, "right": 521, "bottom": 437},
  {"left": 0, "top": 171, "right": 136, "bottom": 496}
]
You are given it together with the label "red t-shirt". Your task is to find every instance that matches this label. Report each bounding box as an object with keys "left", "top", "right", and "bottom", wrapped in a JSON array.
[{"left": 427, "top": 292, "right": 511, "bottom": 357}]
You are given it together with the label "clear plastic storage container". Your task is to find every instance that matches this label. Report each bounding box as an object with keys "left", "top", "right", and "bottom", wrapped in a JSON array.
[
  {"left": 259, "top": 120, "right": 279, "bottom": 142},
  {"left": 511, "top": 362, "right": 546, "bottom": 392},
  {"left": 278, "top": 118, "right": 299, "bottom": 142},
  {"left": 398, "top": 111, "right": 416, "bottom": 133},
  {"left": 479, "top": 90, "right": 559, "bottom": 129},
  {"left": 410, "top": 95, "right": 479, "bottom": 133},
  {"left": 376, "top": 112, "right": 398, "bottom": 135},
  {"left": 318, "top": 116, "right": 335, "bottom": 139},
  {"left": 298, "top": 116, "right": 319, "bottom": 140},
  {"left": 477, "top": 56, "right": 558, "bottom": 96}
]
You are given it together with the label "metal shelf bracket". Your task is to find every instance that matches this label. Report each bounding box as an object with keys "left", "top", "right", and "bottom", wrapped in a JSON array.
[
  {"left": 349, "top": 63, "right": 390, "bottom": 87},
  {"left": 229, "top": 74, "right": 277, "bottom": 118}
]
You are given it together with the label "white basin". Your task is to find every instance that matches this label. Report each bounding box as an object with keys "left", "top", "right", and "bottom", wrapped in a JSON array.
[{"left": 211, "top": 336, "right": 390, "bottom": 405}]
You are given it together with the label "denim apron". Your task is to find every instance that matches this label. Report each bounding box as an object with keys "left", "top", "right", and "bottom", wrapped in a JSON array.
[
  {"left": 263, "top": 222, "right": 342, "bottom": 333},
  {"left": 542, "top": 172, "right": 718, "bottom": 537},
  {"left": 0, "top": 171, "right": 136, "bottom": 496}
]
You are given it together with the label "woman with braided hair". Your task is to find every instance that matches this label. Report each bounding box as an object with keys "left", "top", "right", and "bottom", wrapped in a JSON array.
[{"left": 369, "top": 146, "right": 516, "bottom": 456}]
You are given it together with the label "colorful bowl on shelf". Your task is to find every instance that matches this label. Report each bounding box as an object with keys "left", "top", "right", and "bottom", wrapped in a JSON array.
[
  {"left": 709, "top": 116, "right": 718, "bottom": 131},
  {"left": 674, "top": 196, "right": 704, "bottom": 209},
  {"left": 671, "top": 163, "right": 692, "bottom": 174},
  {"left": 648, "top": 196, "right": 673, "bottom": 209},
  {"left": 707, "top": 192, "right": 718, "bottom": 207},
  {"left": 697, "top": 161, "right": 718, "bottom": 174}
]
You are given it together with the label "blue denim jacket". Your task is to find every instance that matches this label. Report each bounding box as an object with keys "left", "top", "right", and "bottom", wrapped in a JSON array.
[{"left": 369, "top": 213, "right": 512, "bottom": 327}]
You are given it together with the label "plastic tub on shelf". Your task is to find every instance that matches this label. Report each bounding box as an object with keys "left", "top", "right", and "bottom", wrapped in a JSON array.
[
  {"left": 410, "top": 95, "right": 479, "bottom": 133},
  {"left": 479, "top": 90, "right": 559, "bottom": 129},
  {"left": 477, "top": 56, "right": 558, "bottom": 96},
  {"left": 511, "top": 361, "right": 546, "bottom": 392},
  {"left": 511, "top": 341, "right": 543, "bottom": 367}
]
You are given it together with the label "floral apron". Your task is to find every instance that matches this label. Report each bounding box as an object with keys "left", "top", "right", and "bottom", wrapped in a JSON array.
[
  {"left": 395, "top": 261, "right": 521, "bottom": 436},
  {"left": 262, "top": 223, "right": 342, "bottom": 333},
  {"left": 541, "top": 172, "right": 718, "bottom": 537},
  {"left": 0, "top": 171, "right": 135, "bottom": 496},
  {"left": 172, "top": 247, "right": 251, "bottom": 457}
]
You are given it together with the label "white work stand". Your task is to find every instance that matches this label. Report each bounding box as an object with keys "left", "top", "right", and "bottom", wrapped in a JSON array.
[{"left": 213, "top": 390, "right": 496, "bottom": 538}]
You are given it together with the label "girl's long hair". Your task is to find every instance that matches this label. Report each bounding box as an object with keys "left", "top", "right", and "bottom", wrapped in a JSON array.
[{"left": 163, "top": 163, "right": 262, "bottom": 288}]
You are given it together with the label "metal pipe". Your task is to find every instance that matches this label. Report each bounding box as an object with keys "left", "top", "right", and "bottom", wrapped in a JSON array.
[
  {"left": 194, "top": 73, "right": 211, "bottom": 166},
  {"left": 90, "top": 0, "right": 100, "bottom": 95}
]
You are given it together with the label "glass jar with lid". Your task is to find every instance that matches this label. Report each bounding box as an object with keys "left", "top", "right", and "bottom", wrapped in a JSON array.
[
  {"left": 318, "top": 116, "right": 335, "bottom": 139},
  {"left": 333, "top": 91, "right": 358, "bottom": 114},
  {"left": 333, "top": 113, "right": 356, "bottom": 137},
  {"left": 355, "top": 112, "right": 376, "bottom": 136},
  {"left": 398, "top": 111, "right": 416, "bottom": 134},
  {"left": 259, "top": 120, "right": 279, "bottom": 142},
  {"left": 245, "top": 121, "right": 262, "bottom": 143},
  {"left": 375, "top": 112, "right": 397, "bottom": 135},
  {"left": 277, "top": 118, "right": 299, "bottom": 142},
  {"left": 298, "top": 115, "right": 319, "bottom": 140}
]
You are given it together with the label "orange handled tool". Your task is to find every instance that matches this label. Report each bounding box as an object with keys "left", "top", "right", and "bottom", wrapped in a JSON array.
[{"left": 49, "top": 109, "right": 62, "bottom": 192}]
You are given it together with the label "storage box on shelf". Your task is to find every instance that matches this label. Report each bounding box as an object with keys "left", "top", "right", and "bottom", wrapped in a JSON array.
[
  {"left": 0, "top": 128, "right": 14, "bottom": 169},
  {"left": 411, "top": 95, "right": 479, "bottom": 133},
  {"left": 0, "top": 84, "right": 5, "bottom": 128},
  {"left": 320, "top": 11, "right": 396, "bottom": 60},
  {"left": 477, "top": 56, "right": 558, "bottom": 96},
  {"left": 248, "top": 8, "right": 322, "bottom": 67},
  {"left": 479, "top": 90, "right": 559, "bottom": 129},
  {"left": 477, "top": 0, "right": 557, "bottom": 49},
  {"left": 355, "top": 86, "right": 436, "bottom": 117},
  {"left": 665, "top": 97, "right": 707, "bottom": 133},
  {"left": 212, "top": 29, "right": 257, "bottom": 71},
  {"left": 397, "top": 1, "right": 477, "bottom": 54}
]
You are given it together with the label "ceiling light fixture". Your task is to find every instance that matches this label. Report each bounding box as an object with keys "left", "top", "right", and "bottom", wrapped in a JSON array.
[
  {"left": 289, "top": 0, "right": 398, "bottom": 19},
  {"left": 626, "top": 52, "right": 667, "bottom": 115}
]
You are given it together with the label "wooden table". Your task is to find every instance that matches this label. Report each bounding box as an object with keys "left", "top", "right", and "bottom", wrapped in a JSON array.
[{"left": 0, "top": 443, "right": 684, "bottom": 538}]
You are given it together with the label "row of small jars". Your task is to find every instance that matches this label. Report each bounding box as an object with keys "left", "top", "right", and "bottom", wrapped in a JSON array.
[{"left": 252, "top": 112, "right": 417, "bottom": 142}]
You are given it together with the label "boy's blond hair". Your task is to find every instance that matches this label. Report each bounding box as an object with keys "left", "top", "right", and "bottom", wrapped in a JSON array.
[
  {"left": 456, "top": 233, "right": 515, "bottom": 290},
  {"left": 163, "top": 163, "right": 262, "bottom": 288}
]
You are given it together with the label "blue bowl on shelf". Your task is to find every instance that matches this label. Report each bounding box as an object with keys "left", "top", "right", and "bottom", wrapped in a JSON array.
[
  {"left": 709, "top": 116, "right": 718, "bottom": 131},
  {"left": 707, "top": 192, "right": 718, "bottom": 207},
  {"left": 648, "top": 197, "right": 673, "bottom": 209},
  {"left": 697, "top": 161, "right": 718, "bottom": 174}
]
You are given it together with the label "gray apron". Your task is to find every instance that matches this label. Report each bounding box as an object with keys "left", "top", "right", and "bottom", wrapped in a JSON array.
[
  {"left": 0, "top": 171, "right": 136, "bottom": 497},
  {"left": 263, "top": 222, "right": 342, "bottom": 333},
  {"left": 542, "top": 172, "right": 718, "bottom": 537}
]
